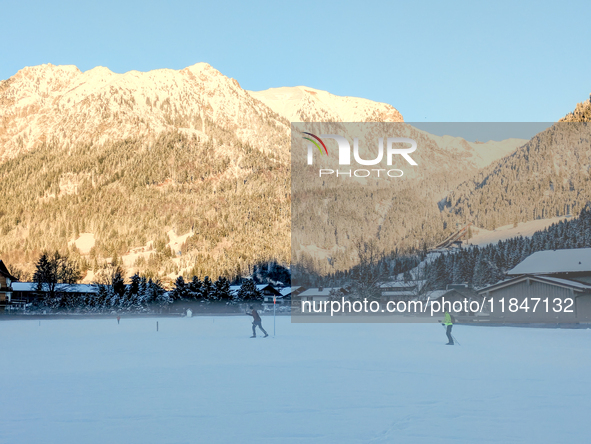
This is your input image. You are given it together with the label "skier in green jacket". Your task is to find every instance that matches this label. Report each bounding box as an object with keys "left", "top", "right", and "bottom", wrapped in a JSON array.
[{"left": 442, "top": 311, "right": 454, "bottom": 345}]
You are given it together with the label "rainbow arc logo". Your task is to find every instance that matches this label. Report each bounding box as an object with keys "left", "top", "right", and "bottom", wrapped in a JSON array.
[{"left": 302, "top": 132, "right": 328, "bottom": 156}]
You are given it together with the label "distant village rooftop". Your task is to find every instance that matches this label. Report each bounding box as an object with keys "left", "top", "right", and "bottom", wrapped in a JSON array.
[
  {"left": 478, "top": 274, "right": 591, "bottom": 294},
  {"left": 507, "top": 248, "right": 591, "bottom": 275},
  {"left": 12, "top": 282, "right": 98, "bottom": 293},
  {"left": 298, "top": 287, "right": 346, "bottom": 298}
]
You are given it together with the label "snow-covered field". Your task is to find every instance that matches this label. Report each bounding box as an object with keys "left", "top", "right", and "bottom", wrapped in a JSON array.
[
  {"left": 467, "top": 216, "right": 571, "bottom": 247},
  {"left": 1, "top": 316, "right": 590, "bottom": 444}
]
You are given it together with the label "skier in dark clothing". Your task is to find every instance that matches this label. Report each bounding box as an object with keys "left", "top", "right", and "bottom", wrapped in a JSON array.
[{"left": 247, "top": 306, "right": 268, "bottom": 338}]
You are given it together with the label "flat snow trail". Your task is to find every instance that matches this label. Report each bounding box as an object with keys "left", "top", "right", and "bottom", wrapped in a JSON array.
[{"left": 1, "top": 317, "right": 589, "bottom": 444}]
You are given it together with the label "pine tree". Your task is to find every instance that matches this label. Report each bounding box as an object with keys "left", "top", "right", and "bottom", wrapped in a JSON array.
[
  {"left": 153, "top": 279, "right": 170, "bottom": 310},
  {"left": 214, "top": 276, "right": 231, "bottom": 302},
  {"left": 201, "top": 276, "right": 214, "bottom": 302},
  {"left": 237, "top": 280, "right": 262, "bottom": 301},
  {"left": 171, "top": 276, "right": 188, "bottom": 301},
  {"left": 188, "top": 276, "right": 202, "bottom": 300},
  {"left": 33, "top": 252, "right": 53, "bottom": 294},
  {"left": 111, "top": 269, "right": 126, "bottom": 309},
  {"left": 33, "top": 251, "right": 81, "bottom": 307},
  {"left": 136, "top": 276, "right": 148, "bottom": 311},
  {"left": 126, "top": 273, "right": 141, "bottom": 311}
]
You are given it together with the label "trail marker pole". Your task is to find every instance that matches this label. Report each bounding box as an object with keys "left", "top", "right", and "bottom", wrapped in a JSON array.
[
  {"left": 273, "top": 296, "right": 276, "bottom": 337},
  {"left": 157, "top": 321, "right": 159, "bottom": 332}
]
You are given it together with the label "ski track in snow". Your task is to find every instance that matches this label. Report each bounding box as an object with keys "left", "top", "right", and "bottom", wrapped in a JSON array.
[{"left": 1, "top": 317, "right": 590, "bottom": 443}]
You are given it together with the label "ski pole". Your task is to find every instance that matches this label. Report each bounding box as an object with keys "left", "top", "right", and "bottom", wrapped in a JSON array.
[{"left": 441, "top": 323, "right": 461, "bottom": 346}]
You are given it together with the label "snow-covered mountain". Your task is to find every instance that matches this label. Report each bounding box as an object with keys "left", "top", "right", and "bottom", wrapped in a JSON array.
[
  {"left": 1, "top": 63, "right": 523, "bottom": 169},
  {"left": 0, "top": 64, "right": 411, "bottom": 163},
  {"left": 248, "top": 86, "right": 404, "bottom": 123},
  {"left": 0, "top": 63, "right": 292, "bottom": 162},
  {"left": 426, "top": 135, "right": 527, "bottom": 169},
  {"left": 0, "top": 62, "right": 534, "bottom": 279}
]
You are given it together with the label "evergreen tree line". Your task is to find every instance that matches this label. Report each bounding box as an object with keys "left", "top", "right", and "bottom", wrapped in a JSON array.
[
  {"left": 169, "top": 276, "right": 262, "bottom": 302},
  {"left": 293, "top": 241, "right": 422, "bottom": 289},
  {"left": 40, "top": 273, "right": 168, "bottom": 313},
  {"left": 424, "top": 205, "right": 591, "bottom": 290},
  {"left": 34, "top": 274, "right": 265, "bottom": 313},
  {"left": 294, "top": 205, "right": 591, "bottom": 297},
  {"left": 28, "top": 249, "right": 266, "bottom": 312},
  {"left": 30, "top": 254, "right": 170, "bottom": 312}
]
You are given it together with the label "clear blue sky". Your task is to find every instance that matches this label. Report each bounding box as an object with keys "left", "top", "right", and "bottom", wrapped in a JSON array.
[{"left": 2, "top": 0, "right": 590, "bottom": 122}]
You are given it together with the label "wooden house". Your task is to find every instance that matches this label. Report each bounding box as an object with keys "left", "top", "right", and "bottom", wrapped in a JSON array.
[
  {"left": 0, "top": 260, "right": 16, "bottom": 312},
  {"left": 479, "top": 249, "right": 591, "bottom": 324}
]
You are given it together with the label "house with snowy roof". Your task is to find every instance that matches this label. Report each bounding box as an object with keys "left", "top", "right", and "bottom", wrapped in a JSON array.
[
  {"left": 506, "top": 248, "right": 591, "bottom": 282},
  {"left": 262, "top": 286, "right": 302, "bottom": 304},
  {"left": 256, "top": 286, "right": 296, "bottom": 311},
  {"left": 380, "top": 281, "right": 420, "bottom": 302},
  {"left": 228, "top": 283, "right": 281, "bottom": 301},
  {"left": 261, "top": 286, "right": 290, "bottom": 307},
  {"left": 297, "top": 287, "right": 348, "bottom": 303},
  {"left": 0, "top": 260, "right": 16, "bottom": 312},
  {"left": 279, "top": 286, "right": 303, "bottom": 298},
  {"left": 478, "top": 248, "right": 591, "bottom": 323},
  {"left": 11, "top": 282, "right": 98, "bottom": 308},
  {"left": 261, "top": 286, "right": 304, "bottom": 309}
]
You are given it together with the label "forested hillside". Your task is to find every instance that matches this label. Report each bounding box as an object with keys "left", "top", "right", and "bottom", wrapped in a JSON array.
[
  {"left": 425, "top": 205, "right": 591, "bottom": 289},
  {"left": 442, "top": 122, "right": 591, "bottom": 230},
  {"left": 0, "top": 129, "right": 290, "bottom": 280},
  {"left": 291, "top": 123, "right": 524, "bottom": 275}
]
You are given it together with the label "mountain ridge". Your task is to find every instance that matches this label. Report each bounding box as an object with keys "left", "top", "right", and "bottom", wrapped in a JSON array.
[
  {"left": 0, "top": 61, "right": 548, "bottom": 281},
  {"left": 0, "top": 62, "right": 290, "bottom": 162},
  {"left": 1, "top": 63, "right": 408, "bottom": 164},
  {"left": 248, "top": 85, "right": 404, "bottom": 123}
]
